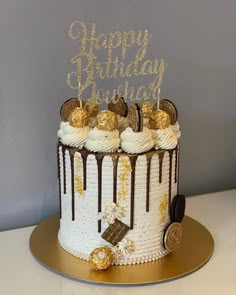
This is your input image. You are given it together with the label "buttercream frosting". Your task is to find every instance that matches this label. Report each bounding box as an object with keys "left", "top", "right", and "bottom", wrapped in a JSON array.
[
  {"left": 57, "top": 121, "right": 90, "bottom": 148},
  {"left": 151, "top": 127, "right": 178, "bottom": 150},
  {"left": 85, "top": 127, "right": 120, "bottom": 152},
  {"left": 171, "top": 122, "right": 181, "bottom": 139},
  {"left": 120, "top": 127, "right": 154, "bottom": 154}
]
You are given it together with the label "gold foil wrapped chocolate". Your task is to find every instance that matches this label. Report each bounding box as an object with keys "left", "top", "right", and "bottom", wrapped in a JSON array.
[
  {"left": 89, "top": 247, "right": 114, "bottom": 271},
  {"left": 96, "top": 110, "right": 118, "bottom": 131},
  {"left": 149, "top": 110, "right": 171, "bottom": 129},
  {"left": 140, "top": 102, "right": 154, "bottom": 119},
  {"left": 68, "top": 108, "right": 89, "bottom": 128}
]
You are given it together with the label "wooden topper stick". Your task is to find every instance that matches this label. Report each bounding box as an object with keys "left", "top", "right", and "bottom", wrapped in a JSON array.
[{"left": 77, "top": 82, "right": 82, "bottom": 108}]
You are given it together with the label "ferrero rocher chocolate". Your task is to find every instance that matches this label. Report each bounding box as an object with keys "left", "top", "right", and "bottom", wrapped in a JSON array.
[
  {"left": 89, "top": 247, "right": 114, "bottom": 271},
  {"left": 149, "top": 110, "right": 171, "bottom": 129},
  {"left": 163, "top": 222, "right": 183, "bottom": 252},
  {"left": 140, "top": 102, "right": 154, "bottom": 118},
  {"left": 68, "top": 108, "right": 89, "bottom": 128},
  {"left": 96, "top": 110, "right": 118, "bottom": 131}
]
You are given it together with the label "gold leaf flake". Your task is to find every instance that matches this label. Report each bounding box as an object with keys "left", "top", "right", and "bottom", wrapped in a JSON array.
[
  {"left": 159, "top": 194, "right": 169, "bottom": 223},
  {"left": 118, "top": 157, "right": 132, "bottom": 200},
  {"left": 74, "top": 154, "right": 84, "bottom": 197},
  {"left": 75, "top": 175, "right": 84, "bottom": 196}
]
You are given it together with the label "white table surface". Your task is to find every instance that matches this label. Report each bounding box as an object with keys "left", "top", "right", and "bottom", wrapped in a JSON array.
[{"left": 1, "top": 189, "right": 236, "bottom": 295}]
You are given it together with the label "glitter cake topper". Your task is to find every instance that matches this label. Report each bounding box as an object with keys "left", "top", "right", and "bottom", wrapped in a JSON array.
[{"left": 67, "top": 20, "right": 167, "bottom": 104}]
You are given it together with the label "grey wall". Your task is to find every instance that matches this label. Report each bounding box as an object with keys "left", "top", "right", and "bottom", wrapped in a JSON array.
[{"left": 0, "top": 0, "right": 235, "bottom": 230}]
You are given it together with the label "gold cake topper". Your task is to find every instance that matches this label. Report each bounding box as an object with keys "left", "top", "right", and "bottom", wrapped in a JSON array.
[{"left": 67, "top": 20, "right": 167, "bottom": 104}]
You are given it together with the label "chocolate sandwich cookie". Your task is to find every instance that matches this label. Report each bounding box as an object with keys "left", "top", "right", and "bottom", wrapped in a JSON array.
[
  {"left": 128, "top": 103, "right": 143, "bottom": 132},
  {"left": 170, "top": 194, "right": 186, "bottom": 223},
  {"left": 163, "top": 222, "right": 183, "bottom": 252},
  {"left": 108, "top": 96, "right": 128, "bottom": 117}
]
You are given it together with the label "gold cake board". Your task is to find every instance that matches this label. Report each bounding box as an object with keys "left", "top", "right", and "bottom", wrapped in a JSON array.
[{"left": 29, "top": 214, "right": 214, "bottom": 285}]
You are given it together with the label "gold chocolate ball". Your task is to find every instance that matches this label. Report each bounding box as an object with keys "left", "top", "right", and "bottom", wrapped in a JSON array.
[
  {"left": 89, "top": 247, "right": 113, "bottom": 271},
  {"left": 96, "top": 110, "right": 118, "bottom": 131},
  {"left": 140, "top": 102, "right": 154, "bottom": 118},
  {"left": 149, "top": 110, "right": 171, "bottom": 129},
  {"left": 68, "top": 108, "right": 89, "bottom": 128}
]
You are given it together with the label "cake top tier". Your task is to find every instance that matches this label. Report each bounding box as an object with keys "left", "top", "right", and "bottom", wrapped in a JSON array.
[{"left": 57, "top": 97, "right": 181, "bottom": 154}]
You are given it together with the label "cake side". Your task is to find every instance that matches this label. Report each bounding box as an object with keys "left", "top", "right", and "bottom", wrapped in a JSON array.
[{"left": 57, "top": 142, "right": 179, "bottom": 265}]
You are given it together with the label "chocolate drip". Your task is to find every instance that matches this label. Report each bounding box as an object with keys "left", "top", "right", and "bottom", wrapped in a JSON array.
[
  {"left": 57, "top": 142, "right": 62, "bottom": 219},
  {"left": 95, "top": 154, "right": 104, "bottom": 233},
  {"left": 57, "top": 141, "right": 61, "bottom": 179},
  {"left": 168, "top": 150, "right": 174, "bottom": 210},
  {"left": 146, "top": 154, "right": 152, "bottom": 212},
  {"left": 62, "top": 145, "right": 66, "bottom": 194},
  {"left": 112, "top": 156, "right": 119, "bottom": 203},
  {"left": 174, "top": 146, "right": 179, "bottom": 183},
  {"left": 80, "top": 149, "right": 89, "bottom": 190},
  {"left": 158, "top": 152, "right": 165, "bottom": 183},
  {"left": 177, "top": 144, "right": 180, "bottom": 194},
  {"left": 130, "top": 156, "right": 138, "bottom": 230},
  {"left": 69, "top": 151, "right": 75, "bottom": 221}
]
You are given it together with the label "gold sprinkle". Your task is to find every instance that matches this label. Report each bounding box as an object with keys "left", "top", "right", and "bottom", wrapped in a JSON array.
[
  {"left": 74, "top": 154, "right": 84, "bottom": 197},
  {"left": 159, "top": 194, "right": 169, "bottom": 223},
  {"left": 118, "top": 157, "right": 132, "bottom": 200},
  {"left": 75, "top": 175, "right": 84, "bottom": 196}
]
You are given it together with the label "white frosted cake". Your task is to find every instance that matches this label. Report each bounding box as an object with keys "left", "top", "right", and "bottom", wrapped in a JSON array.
[{"left": 57, "top": 99, "right": 185, "bottom": 269}]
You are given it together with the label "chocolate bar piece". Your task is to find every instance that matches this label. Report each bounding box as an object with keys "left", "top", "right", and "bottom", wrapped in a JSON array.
[{"left": 101, "top": 219, "right": 129, "bottom": 246}]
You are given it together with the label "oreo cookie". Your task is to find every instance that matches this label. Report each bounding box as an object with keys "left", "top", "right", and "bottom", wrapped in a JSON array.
[
  {"left": 127, "top": 104, "right": 143, "bottom": 132},
  {"left": 170, "top": 194, "right": 186, "bottom": 223},
  {"left": 108, "top": 96, "right": 128, "bottom": 117}
]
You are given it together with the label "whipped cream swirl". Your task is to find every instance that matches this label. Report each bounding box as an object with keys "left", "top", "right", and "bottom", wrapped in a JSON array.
[
  {"left": 171, "top": 122, "right": 181, "bottom": 139},
  {"left": 57, "top": 121, "right": 90, "bottom": 148},
  {"left": 121, "top": 127, "right": 154, "bottom": 154},
  {"left": 151, "top": 127, "right": 178, "bottom": 150},
  {"left": 85, "top": 127, "right": 120, "bottom": 153}
]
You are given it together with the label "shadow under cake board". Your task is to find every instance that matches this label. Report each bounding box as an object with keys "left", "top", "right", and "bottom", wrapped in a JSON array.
[{"left": 29, "top": 214, "right": 214, "bottom": 285}]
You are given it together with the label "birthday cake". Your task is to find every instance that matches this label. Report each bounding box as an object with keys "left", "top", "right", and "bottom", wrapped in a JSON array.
[
  {"left": 57, "top": 97, "right": 185, "bottom": 269},
  {"left": 56, "top": 20, "right": 186, "bottom": 270}
]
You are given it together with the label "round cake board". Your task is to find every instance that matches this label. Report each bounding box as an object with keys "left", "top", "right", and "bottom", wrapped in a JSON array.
[{"left": 29, "top": 215, "right": 214, "bottom": 285}]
